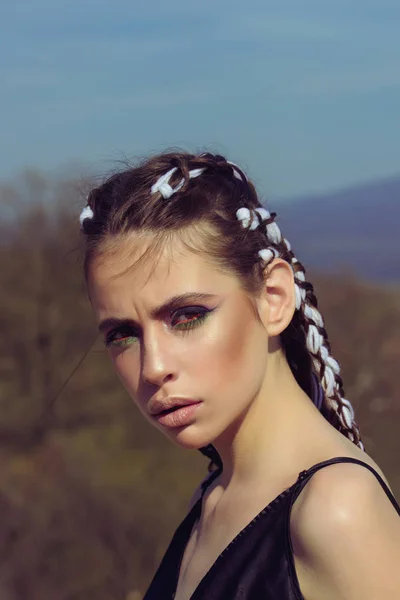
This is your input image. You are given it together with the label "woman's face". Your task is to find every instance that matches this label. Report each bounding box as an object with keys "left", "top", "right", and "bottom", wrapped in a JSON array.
[{"left": 88, "top": 233, "right": 271, "bottom": 449}]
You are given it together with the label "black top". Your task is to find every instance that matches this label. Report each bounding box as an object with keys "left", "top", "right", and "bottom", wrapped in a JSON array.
[{"left": 144, "top": 457, "right": 400, "bottom": 600}]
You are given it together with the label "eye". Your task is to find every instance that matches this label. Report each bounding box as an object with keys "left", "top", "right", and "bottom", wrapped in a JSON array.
[
  {"left": 104, "top": 307, "right": 213, "bottom": 349},
  {"left": 104, "top": 327, "right": 139, "bottom": 349},
  {"left": 171, "top": 307, "right": 211, "bottom": 331}
]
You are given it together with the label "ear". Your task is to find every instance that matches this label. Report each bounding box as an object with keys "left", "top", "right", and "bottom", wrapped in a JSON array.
[{"left": 256, "top": 258, "right": 296, "bottom": 337}]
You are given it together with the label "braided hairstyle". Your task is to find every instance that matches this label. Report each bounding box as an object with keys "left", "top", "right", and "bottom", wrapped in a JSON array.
[{"left": 80, "top": 151, "right": 364, "bottom": 467}]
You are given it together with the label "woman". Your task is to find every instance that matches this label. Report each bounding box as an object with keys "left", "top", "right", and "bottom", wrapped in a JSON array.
[{"left": 80, "top": 151, "right": 400, "bottom": 599}]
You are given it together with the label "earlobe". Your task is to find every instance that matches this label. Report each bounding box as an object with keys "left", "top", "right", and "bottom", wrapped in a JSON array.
[{"left": 259, "top": 259, "right": 296, "bottom": 336}]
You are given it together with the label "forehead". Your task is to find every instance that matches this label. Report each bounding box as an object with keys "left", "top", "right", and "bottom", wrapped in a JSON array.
[{"left": 88, "top": 232, "right": 239, "bottom": 311}]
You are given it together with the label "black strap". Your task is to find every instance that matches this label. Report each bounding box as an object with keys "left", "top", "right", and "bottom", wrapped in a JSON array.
[
  {"left": 200, "top": 466, "right": 223, "bottom": 496},
  {"left": 294, "top": 456, "right": 400, "bottom": 514},
  {"left": 285, "top": 456, "right": 400, "bottom": 600}
]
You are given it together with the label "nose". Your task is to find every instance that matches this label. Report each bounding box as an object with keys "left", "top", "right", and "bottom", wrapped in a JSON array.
[{"left": 141, "top": 329, "right": 176, "bottom": 387}]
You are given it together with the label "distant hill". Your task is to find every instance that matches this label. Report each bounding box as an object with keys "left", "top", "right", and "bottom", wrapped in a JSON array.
[{"left": 273, "top": 176, "right": 400, "bottom": 283}]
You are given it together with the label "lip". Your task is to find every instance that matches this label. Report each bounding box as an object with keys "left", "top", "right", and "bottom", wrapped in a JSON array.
[
  {"left": 153, "top": 402, "right": 202, "bottom": 428},
  {"left": 149, "top": 397, "right": 201, "bottom": 417}
]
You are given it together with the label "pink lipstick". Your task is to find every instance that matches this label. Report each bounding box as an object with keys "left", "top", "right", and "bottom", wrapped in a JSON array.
[{"left": 153, "top": 402, "right": 202, "bottom": 428}]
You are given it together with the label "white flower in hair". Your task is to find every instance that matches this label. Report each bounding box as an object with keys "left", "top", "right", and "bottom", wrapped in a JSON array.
[
  {"left": 236, "top": 207, "right": 250, "bottom": 228},
  {"left": 236, "top": 207, "right": 258, "bottom": 230},
  {"left": 150, "top": 167, "right": 177, "bottom": 199},
  {"left": 151, "top": 167, "right": 205, "bottom": 199},
  {"left": 258, "top": 247, "right": 279, "bottom": 263},
  {"left": 266, "top": 221, "right": 282, "bottom": 244},
  {"left": 294, "top": 270, "right": 305, "bottom": 281},
  {"left": 79, "top": 205, "right": 94, "bottom": 227},
  {"left": 227, "top": 161, "right": 246, "bottom": 181},
  {"left": 255, "top": 207, "right": 270, "bottom": 221},
  {"left": 236, "top": 197, "right": 363, "bottom": 451}
]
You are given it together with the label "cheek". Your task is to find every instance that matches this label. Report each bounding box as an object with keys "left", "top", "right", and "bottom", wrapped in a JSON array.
[
  {"left": 200, "top": 311, "right": 267, "bottom": 391},
  {"left": 111, "top": 351, "right": 141, "bottom": 401}
]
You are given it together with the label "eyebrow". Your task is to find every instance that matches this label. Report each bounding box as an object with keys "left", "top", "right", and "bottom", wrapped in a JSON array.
[{"left": 98, "top": 292, "right": 218, "bottom": 334}]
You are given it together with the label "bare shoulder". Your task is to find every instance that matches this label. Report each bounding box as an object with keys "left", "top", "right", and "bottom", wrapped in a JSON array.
[
  {"left": 294, "top": 452, "right": 395, "bottom": 516},
  {"left": 290, "top": 458, "right": 400, "bottom": 600}
]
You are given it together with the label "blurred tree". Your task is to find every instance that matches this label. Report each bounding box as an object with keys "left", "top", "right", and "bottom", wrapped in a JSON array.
[{"left": 0, "top": 171, "right": 398, "bottom": 598}]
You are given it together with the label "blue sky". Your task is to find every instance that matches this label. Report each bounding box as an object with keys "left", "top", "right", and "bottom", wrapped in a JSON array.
[{"left": 1, "top": 0, "right": 400, "bottom": 197}]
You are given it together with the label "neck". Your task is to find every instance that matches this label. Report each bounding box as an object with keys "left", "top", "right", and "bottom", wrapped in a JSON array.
[{"left": 212, "top": 352, "right": 322, "bottom": 489}]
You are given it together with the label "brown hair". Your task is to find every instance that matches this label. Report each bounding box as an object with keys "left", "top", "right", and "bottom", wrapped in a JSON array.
[{"left": 81, "top": 150, "right": 363, "bottom": 466}]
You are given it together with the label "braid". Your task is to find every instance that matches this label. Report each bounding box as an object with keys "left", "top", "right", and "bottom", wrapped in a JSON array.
[
  {"left": 79, "top": 152, "right": 365, "bottom": 456},
  {"left": 291, "top": 258, "right": 363, "bottom": 449},
  {"left": 237, "top": 206, "right": 365, "bottom": 451}
]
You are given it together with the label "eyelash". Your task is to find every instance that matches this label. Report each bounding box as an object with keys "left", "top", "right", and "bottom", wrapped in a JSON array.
[{"left": 104, "top": 307, "right": 212, "bottom": 349}]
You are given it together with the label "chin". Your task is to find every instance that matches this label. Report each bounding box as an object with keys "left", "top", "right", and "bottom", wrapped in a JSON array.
[{"left": 164, "top": 425, "right": 217, "bottom": 451}]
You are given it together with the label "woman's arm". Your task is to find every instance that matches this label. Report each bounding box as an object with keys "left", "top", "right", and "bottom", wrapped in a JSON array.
[{"left": 291, "top": 462, "right": 400, "bottom": 600}]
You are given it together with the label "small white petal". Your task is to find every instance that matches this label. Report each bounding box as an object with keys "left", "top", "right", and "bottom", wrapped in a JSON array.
[
  {"left": 322, "top": 366, "right": 335, "bottom": 396},
  {"left": 303, "top": 304, "right": 324, "bottom": 328},
  {"left": 266, "top": 222, "right": 282, "bottom": 244},
  {"left": 341, "top": 404, "right": 355, "bottom": 429},
  {"left": 326, "top": 355, "right": 340, "bottom": 374},
  {"left": 255, "top": 207, "right": 270, "bottom": 221},
  {"left": 151, "top": 166, "right": 205, "bottom": 199},
  {"left": 151, "top": 167, "right": 177, "bottom": 197},
  {"left": 227, "top": 161, "right": 245, "bottom": 180},
  {"left": 258, "top": 248, "right": 274, "bottom": 263},
  {"left": 158, "top": 182, "right": 174, "bottom": 198},
  {"left": 307, "top": 325, "right": 323, "bottom": 354},
  {"left": 295, "top": 285, "right": 303, "bottom": 310},
  {"left": 294, "top": 269, "right": 306, "bottom": 281},
  {"left": 79, "top": 205, "right": 94, "bottom": 226},
  {"left": 236, "top": 207, "right": 251, "bottom": 228},
  {"left": 236, "top": 207, "right": 250, "bottom": 220}
]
